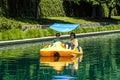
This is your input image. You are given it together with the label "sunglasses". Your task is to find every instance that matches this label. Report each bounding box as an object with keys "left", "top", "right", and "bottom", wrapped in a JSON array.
[{"left": 70, "top": 35, "right": 74, "bottom": 36}]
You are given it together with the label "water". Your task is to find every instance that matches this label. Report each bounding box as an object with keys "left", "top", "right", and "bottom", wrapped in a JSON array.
[{"left": 0, "top": 34, "right": 120, "bottom": 80}]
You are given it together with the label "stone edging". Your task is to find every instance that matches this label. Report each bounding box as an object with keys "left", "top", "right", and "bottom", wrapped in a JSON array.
[
  {"left": 21, "top": 22, "right": 120, "bottom": 31},
  {"left": 0, "top": 30, "right": 120, "bottom": 46}
]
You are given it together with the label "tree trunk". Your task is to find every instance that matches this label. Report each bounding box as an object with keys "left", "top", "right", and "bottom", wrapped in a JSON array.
[
  {"left": 108, "top": 7, "right": 112, "bottom": 18},
  {"left": 92, "top": 6, "right": 96, "bottom": 18},
  {"left": 35, "top": 0, "right": 39, "bottom": 19}
]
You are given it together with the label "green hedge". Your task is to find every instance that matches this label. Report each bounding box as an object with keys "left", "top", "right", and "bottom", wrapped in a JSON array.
[
  {"left": 0, "top": 24, "right": 120, "bottom": 41},
  {"left": 0, "top": 17, "right": 22, "bottom": 32},
  {"left": 39, "top": 0, "right": 65, "bottom": 17},
  {"left": 1, "top": 29, "right": 24, "bottom": 40}
]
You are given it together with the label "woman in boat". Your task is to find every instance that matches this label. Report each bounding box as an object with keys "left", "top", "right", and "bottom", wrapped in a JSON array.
[{"left": 66, "top": 32, "right": 78, "bottom": 49}]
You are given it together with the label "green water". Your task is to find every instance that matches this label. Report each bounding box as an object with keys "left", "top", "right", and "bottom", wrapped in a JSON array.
[{"left": 0, "top": 34, "right": 120, "bottom": 80}]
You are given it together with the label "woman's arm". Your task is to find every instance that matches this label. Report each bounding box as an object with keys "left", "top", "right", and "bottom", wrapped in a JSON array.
[{"left": 74, "top": 39, "right": 78, "bottom": 47}]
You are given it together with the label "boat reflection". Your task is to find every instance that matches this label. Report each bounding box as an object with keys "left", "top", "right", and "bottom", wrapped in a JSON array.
[
  {"left": 40, "top": 55, "right": 83, "bottom": 80},
  {"left": 40, "top": 54, "right": 83, "bottom": 71}
]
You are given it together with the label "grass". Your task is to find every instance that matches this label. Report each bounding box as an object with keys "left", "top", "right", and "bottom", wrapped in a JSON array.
[
  {"left": 42, "top": 16, "right": 120, "bottom": 24},
  {"left": 1, "top": 16, "right": 120, "bottom": 27},
  {"left": 45, "top": 17, "right": 93, "bottom": 24},
  {"left": 112, "top": 16, "right": 120, "bottom": 20},
  {"left": 14, "top": 18, "right": 40, "bottom": 26}
]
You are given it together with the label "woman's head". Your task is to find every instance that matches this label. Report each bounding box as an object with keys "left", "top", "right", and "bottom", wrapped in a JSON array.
[
  {"left": 70, "top": 32, "right": 76, "bottom": 38},
  {"left": 56, "top": 33, "right": 60, "bottom": 38},
  {"left": 56, "top": 33, "right": 60, "bottom": 36}
]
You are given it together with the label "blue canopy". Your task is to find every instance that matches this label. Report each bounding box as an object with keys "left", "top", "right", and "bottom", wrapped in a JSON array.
[{"left": 49, "top": 23, "right": 80, "bottom": 32}]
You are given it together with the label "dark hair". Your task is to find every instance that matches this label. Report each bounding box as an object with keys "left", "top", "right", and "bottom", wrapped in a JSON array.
[
  {"left": 56, "top": 33, "right": 60, "bottom": 36},
  {"left": 70, "top": 32, "right": 76, "bottom": 38}
]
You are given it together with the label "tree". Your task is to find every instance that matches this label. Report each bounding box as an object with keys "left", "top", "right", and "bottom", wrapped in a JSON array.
[
  {"left": 85, "top": 0, "right": 101, "bottom": 18},
  {"left": 104, "top": 0, "right": 120, "bottom": 18},
  {"left": 70, "top": 0, "right": 120, "bottom": 18},
  {"left": 69, "top": 0, "right": 102, "bottom": 18},
  {"left": 86, "top": 0, "right": 120, "bottom": 18}
]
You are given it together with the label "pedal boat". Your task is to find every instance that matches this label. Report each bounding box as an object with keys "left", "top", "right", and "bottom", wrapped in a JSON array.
[{"left": 40, "top": 42, "right": 83, "bottom": 57}]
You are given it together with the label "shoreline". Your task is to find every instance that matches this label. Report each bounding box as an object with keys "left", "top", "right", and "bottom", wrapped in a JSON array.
[{"left": 0, "top": 30, "right": 120, "bottom": 46}]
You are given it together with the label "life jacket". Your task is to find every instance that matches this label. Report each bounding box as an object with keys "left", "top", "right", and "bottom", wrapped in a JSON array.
[{"left": 53, "top": 38, "right": 63, "bottom": 43}]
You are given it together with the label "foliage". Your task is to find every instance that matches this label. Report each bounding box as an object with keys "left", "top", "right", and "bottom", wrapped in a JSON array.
[
  {"left": 0, "top": 32, "right": 1, "bottom": 40},
  {"left": 42, "top": 29, "right": 52, "bottom": 36},
  {"left": 0, "top": 7, "right": 3, "bottom": 16},
  {"left": 0, "top": 0, "right": 8, "bottom": 16},
  {"left": 8, "top": 0, "right": 38, "bottom": 18},
  {"left": 0, "top": 17, "right": 40, "bottom": 32},
  {"left": 25, "top": 29, "right": 44, "bottom": 38},
  {"left": 69, "top": 0, "right": 120, "bottom": 18},
  {"left": 0, "top": 0, "right": 120, "bottom": 18},
  {"left": 1, "top": 29, "right": 24, "bottom": 40},
  {"left": 39, "top": 0, "right": 65, "bottom": 17},
  {"left": 104, "top": 0, "right": 120, "bottom": 18},
  {"left": 0, "top": 17, "right": 22, "bottom": 32},
  {"left": 0, "top": 24, "right": 120, "bottom": 41},
  {"left": 1, "top": 28, "right": 54, "bottom": 41},
  {"left": 101, "top": 4, "right": 109, "bottom": 17}
]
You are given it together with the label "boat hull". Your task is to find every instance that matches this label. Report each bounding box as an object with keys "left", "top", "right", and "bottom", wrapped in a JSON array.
[
  {"left": 40, "top": 51, "right": 75, "bottom": 57},
  {"left": 40, "top": 42, "right": 83, "bottom": 57}
]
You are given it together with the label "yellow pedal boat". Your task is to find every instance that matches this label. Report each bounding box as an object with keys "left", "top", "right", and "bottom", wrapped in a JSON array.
[{"left": 40, "top": 42, "right": 83, "bottom": 57}]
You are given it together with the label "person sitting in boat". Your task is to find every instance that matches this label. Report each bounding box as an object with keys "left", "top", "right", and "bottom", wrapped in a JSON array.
[
  {"left": 65, "top": 32, "right": 78, "bottom": 49},
  {"left": 49, "top": 33, "right": 63, "bottom": 47},
  {"left": 52, "top": 33, "right": 62, "bottom": 42}
]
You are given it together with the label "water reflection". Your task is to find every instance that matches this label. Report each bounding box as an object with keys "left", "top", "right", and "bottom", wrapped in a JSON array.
[
  {"left": 40, "top": 55, "right": 83, "bottom": 80},
  {"left": 0, "top": 34, "right": 120, "bottom": 80},
  {"left": 0, "top": 58, "right": 39, "bottom": 80}
]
